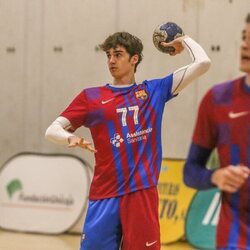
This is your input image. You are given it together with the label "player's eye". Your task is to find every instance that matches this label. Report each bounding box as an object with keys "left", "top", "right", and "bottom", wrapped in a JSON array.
[{"left": 115, "top": 53, "right": 122, "bottom": 58}]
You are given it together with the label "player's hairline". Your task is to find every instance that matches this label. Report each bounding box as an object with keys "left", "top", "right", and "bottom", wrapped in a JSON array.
[
  {"left": 105, "top": 47, "right": 127, "bottom": 53},
  {"left": 246, "top": 13, "right": 250, "bottom": 23}
]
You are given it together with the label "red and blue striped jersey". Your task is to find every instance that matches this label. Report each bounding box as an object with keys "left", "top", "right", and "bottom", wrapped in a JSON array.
[
  {"left": 61, "top": 74, "right": 175, "bottom": 200},
  {"left": 192, "top": 76, "right": 250, "bottom": 249}
]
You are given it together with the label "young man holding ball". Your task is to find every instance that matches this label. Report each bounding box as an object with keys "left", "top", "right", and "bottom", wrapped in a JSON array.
[{"left": 46, "top": 29, "right": 210, "bottom": 249}]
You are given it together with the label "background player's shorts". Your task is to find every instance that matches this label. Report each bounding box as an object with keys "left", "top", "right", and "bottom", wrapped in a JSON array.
[{"left": 80, "top": 187, "right": 160, "bottom": 250}]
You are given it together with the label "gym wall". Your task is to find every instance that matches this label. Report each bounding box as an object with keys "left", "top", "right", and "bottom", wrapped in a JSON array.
[{"left": 0, "top": 0, "right": 248, "bottom": 167}]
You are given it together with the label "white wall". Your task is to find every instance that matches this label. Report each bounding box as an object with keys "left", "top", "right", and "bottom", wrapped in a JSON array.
[{"left": 0, "top": 0, "right": 249, "bottom": 167}]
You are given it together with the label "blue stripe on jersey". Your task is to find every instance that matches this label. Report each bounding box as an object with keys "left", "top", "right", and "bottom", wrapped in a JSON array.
[
  {"left": 228, "top": 144, "right": 240, "bottom": 246},
  {"left": 227, "top": 192, "right": 240, "bottom": 247},
  {"left": 143, "top": 107, "right": 157, "bottom": 184},
  {"left": 123, "top": 95, "right": 149, "bottom": 188},
  {"left": 107, "top": 121, "right": 125, "bottom": 196},
  {"left": 145, "top": 84, "right": 166, "bottom": 180},
  {"left": 119, "top": 126, "right": 138, "bottom": 190},
  {"left": 231, "top": 144, "right": 240, "bottom": 165},
  {"left": 142, "top": 125, "right": 157, "bottom": 185}
]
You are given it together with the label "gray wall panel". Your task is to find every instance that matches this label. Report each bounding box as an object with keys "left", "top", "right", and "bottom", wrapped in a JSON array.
[
  {"left": 0, "top": 0, "right": 27, "bottom": 166},
  {"left": 40, "top": 0, "right": 117, "bottom": 166},
  {"left": 0, "top": 0, "right": 249, "bottom": 166}
]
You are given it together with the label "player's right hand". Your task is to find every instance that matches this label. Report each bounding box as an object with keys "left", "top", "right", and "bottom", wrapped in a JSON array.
[
  {"left": 160, "top": 35, "right": 188, "bottom": 56},
  {"left": 211, "top": 165, "right": 250, "bottom": 193},
  {"left": 68, "top": 136, "right": 97, "bottom": 153}
]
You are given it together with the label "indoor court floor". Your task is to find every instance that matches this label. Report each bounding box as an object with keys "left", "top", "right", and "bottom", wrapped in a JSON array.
[{"left": 0, "top": 230, "right": 197, "bottom": 250}]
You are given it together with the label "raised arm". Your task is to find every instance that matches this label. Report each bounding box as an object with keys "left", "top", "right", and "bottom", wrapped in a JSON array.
[{"left": 161, "top": 36, "right": 211, "bottom": 95}]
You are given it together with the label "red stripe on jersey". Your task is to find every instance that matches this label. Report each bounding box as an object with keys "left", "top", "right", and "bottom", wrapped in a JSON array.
[
  {"left": 122, "top": 94, "right": 144, "bottom": 190},
  {"left": 89, "top": 124, "right": 119, "bottom": 199},
  {"left": 146, "top": 104, "right": 160, "bottom": 181},
  {"left": 134, "top": 96, "right": 155, "bottom": 187}
]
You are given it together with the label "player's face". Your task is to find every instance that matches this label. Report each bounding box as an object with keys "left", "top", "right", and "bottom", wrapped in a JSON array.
[
  {"left": 240, "top": 22, "right": 250, "bottom": 74},
  {"left": 106, "top": 46, "right": 138, "bottom": 80}
]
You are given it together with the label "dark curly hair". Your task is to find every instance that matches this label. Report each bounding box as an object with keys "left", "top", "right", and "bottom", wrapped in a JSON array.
[
  {"left": 246, "top": 13, "right": 250, "bottom": 23},
  {"left": 99, "top": 32, "right": 143, "bottom": 72}
]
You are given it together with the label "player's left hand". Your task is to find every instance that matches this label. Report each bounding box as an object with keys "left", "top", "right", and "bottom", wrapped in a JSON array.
[
  {"left": 68, "top": 136, "right": 97, "bottom": 153},
  {"left": 160, "top": 35, "right": 188, "bottom": 56},
  {"left": 211, "top": 165, "right": 250, "bottom": 193}
]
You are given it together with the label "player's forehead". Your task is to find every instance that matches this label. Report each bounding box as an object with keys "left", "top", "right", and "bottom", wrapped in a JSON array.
[
  {"left": 242, "top": 23, "right": 250, "bottom": 35},
  {"left": 106, "top": 45, "right": 127, "bottom": 55}
]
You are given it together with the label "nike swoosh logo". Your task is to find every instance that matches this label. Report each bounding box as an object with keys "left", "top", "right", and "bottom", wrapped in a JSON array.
[
  {"left": 228, "top": 111, "right": 250, "bottom": 119},
  {"left": 101, "top": 98, "right": 114, "bottom": 104},
  {"left": 146, "top": 241, "right": 157, "bottom": 247}
]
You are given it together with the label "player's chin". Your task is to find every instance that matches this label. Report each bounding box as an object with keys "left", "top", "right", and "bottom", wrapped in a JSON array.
[
  {"left": 239, "top": 63, "right": 250, "bottom": 73},
  {"left": 109, "top": 69, "right": 117, "bottom": 76}
]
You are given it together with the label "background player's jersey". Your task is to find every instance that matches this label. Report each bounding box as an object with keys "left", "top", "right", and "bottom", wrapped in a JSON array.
[
  {"left": 61, "top": 74, "right": 175, "bottom": 200},
  {"left": 192, "top": 76, "right": 250, "bottom": 250}
]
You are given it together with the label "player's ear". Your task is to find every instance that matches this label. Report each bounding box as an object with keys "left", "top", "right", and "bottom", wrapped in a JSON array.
[{"left": 130, "top": 54, "right": 139, "bottom": 65}]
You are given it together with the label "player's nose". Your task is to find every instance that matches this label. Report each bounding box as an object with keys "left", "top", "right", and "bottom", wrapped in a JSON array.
[
  {"left": 242, "top": 38, "right": 250, "bottom": 49},
  {"left": 108, "top": 55, "right": 116, "bottom": 64},
  {"left": 241, "top": 42, "right": 248, "bottom": 51}
]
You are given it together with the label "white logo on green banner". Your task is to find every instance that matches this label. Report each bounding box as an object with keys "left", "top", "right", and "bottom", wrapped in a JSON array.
[{"left": 185, "top": 188, "right": 221, "bottom": 250}]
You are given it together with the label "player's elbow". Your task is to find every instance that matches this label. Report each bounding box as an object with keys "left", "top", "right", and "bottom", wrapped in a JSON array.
[
  {"left": 198, "top": 58, "right": 211, "bottom": 75},
  {"left": 45, "top": 126, "right": 54, "bottom": 142},
  {"left": 183, "top": 163, "right": 194, "bottom": 188}
]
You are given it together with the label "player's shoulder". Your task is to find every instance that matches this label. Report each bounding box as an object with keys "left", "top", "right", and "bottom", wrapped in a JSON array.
[
  {"left": 139, "top": 73, "right": 173, "bottom": 87},
  {"left": 84, "top": 84, "right": 106, "bottom": 92},
  {"left": 83, "top": 84, "right": 106, "bottom": 98},
  {"left": 211, "top": 76, "right": 244, "bottom": 92},
  {"left": 138, "top": 79, "right": 159, "bottom": 92},
  {"left": 207, "top": 76, "right": 244, "bottom": 104}
]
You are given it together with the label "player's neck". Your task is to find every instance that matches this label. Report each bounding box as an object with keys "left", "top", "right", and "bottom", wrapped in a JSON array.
[
  {"left": 246, "top": 73, "right": 250, "bottom": 87},
  {"left": 112, "top": 73, "right": 136, "bottom": 86}
]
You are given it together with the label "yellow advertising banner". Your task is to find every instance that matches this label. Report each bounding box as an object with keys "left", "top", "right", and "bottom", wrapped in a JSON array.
[{"left": 158, "top": 159, "right": 196, "bottom": 244}]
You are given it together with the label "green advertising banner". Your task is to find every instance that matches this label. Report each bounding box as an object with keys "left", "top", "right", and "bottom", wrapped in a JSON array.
[{"left": 185, "top": 188, "right": 221, "bottom": 250}]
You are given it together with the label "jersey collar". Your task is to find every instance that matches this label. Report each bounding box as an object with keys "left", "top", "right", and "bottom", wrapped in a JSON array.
[
  {"left": 106, "top": 83, "right": 137, "bottom": 91},
  {"left": 243, "top": 76, "right": 250, "bottom": 93}
]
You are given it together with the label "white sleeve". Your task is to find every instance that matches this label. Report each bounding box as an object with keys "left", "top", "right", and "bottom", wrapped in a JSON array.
[
  {"left": 172, "top": 37, "right": 211, "bottom": 95},
  {"left": 45, "top": 116, "right": 74, "bottom": 145}
]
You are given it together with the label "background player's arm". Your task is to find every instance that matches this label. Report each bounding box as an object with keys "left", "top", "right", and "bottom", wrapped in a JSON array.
[
  {"left": 184, "top": 143, "right": 250, "bottom": 193},
  {"left": 161, "top": 36, "right": 211, "bottom": 95},
  {"left": 45, "top": 116, "right": 97, "bottom": 153},
  {"left": 184, "top": 143, "right": 216, "bottom": 190}
]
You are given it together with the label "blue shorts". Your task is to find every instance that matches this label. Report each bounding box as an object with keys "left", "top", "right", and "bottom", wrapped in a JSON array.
[{"left": 80, "top": 187, "right": 160, "bottom": 250}]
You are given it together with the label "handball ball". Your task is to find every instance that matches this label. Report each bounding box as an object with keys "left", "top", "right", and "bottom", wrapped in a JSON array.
[{"left": 153, "top": 22, "right": 184, "bottom": 53}]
